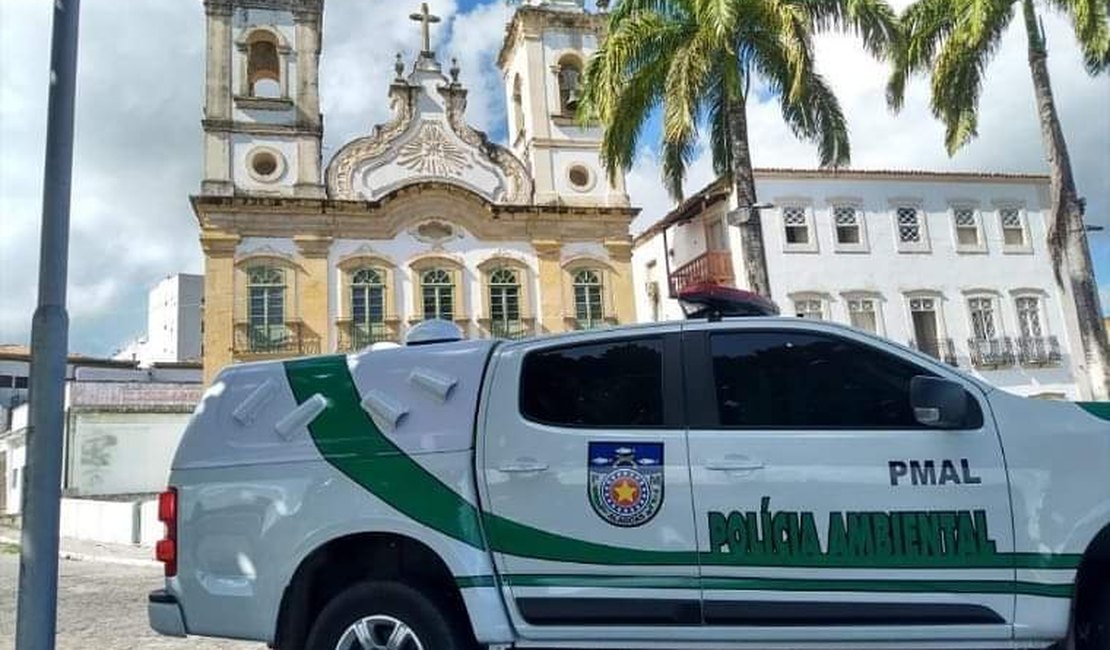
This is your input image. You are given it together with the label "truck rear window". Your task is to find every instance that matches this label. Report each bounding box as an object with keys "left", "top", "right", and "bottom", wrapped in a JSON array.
[{"left": 520, "top": 337, "right": 664, "bottom": 428}]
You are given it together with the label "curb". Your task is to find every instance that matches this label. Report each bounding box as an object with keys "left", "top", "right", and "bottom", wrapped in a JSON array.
[{"left": 0, "top": 535, "right": 159, "bottom": 569}]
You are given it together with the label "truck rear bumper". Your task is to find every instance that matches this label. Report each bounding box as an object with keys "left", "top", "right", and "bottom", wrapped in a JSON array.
[{"left": 148, "top": 589, "right": 187, "bottom": 637}]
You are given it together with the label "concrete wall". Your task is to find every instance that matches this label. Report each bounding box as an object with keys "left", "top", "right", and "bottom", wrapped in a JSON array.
[
  {"left": 57, "top": 497, "right": 162, "bottom": 546},
  {"left": 68, "top": 411, "right": 191, "bottom": 497},
  {"left": 2, "top": 435, "right": 25, "bottom": 515}
]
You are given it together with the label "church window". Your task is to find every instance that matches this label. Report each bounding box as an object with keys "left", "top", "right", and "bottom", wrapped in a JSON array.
[
  {"left": 247, "top": 148, "right": 285, "bottom": 183},
  {"left": 488, "top": 268, "right": 522, "bottom": 339},
  {"left": 246, "top": 266, "right": 286, "bottom": 352},
  {"left": 782, "top": 206, "right": 810, "bottom": 244},
  {"left": 247, "top": 32, "right": 282, "bottom": 98},
  {"left": 350, "top": 268, "right": 387, "bottom": 347},
  {"left": 567, "top": 164, "right": 591, "bottom": 190},
  {"left": 557, "top": 56, "right": 583, "bottom": 114},
  {"left": 422, "top": 268, "right": 454, "bottom": 321},
  {"left": 572, "top": 269, "right": 604, "bottom": 329}
]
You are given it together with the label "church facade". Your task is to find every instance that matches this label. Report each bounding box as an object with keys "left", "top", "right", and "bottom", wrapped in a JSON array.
[{"left": 194, "top": 0, "right": 637, "bottom": 382}]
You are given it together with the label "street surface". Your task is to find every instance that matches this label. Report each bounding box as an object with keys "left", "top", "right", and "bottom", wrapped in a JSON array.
[{"left": 0, "top": 552, "right": 260, "bottom": 650}]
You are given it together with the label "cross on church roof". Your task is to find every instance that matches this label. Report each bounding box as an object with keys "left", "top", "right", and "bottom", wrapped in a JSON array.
[{"left": 409, "top": 2, "right": 441, "bottom": 56}]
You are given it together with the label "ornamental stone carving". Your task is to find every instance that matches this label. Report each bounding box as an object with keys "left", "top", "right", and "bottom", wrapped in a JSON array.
[{"left": 397, "top": 122, "right": 472, "bottom": 177}]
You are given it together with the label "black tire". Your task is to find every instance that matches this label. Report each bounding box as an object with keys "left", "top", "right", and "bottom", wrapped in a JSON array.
[
  {"left": 304, "top": 581, "right": 472, "bottom": 650},
  {"left": 1080, "top": 578, "right": 1110, "bottom": 650}
]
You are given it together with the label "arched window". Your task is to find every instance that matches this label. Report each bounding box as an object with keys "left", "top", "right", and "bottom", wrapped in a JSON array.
[
  {"left": 488, "top": 267, "right": 521, "bottom": 338},
  {"left": 350, "top": 267, "right": 386, "bottom": 347},
  {"left": 246, "top": 265, "right": 286, "bottom": 351},
  {"left": 247, "top": 32, "right": 281, "bottom": 98},
  {"left": 572, "top": 269, "right": 603, "bottom": 329},
  {"left": 557, "top": 56, "right": 582, "bottom": 114},
  {"left": 421, "top": 268, "right": 454, "bottom": 321}
]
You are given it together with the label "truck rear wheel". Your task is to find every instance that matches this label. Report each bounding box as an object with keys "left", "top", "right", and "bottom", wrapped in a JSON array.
[{"left": 304, "top": 581, "right": 471, "bottom": 650}]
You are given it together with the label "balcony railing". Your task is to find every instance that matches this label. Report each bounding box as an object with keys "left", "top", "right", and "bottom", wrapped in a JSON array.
[
  {"left": 968, "top": 337, "right": 1016, "bottom": 369},
  {"left": 909, "top": 338, "right": 958, "bottom": 366},
  {"left": 233, "top": 321, "right": 320, "bottom": 357},
  {"left": 336, "top": 320, "right": 395, "bottom": 352},
  {"left": 669, "top": 250, "right": 734, "bottom": 296},
  {"left": 1017, "top": 335, "right": 1062, "bottom": 366},
  {"left": 489, "top": 319, "right": 531, "bottom": 340}
]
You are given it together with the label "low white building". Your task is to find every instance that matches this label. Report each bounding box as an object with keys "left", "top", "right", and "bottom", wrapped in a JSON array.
[
  {"left": 114, "top": 273, "right": 203, "bottom": 367},
  {"left": 633, "top": 168, "right": 1090, "bottom": 400},
  {"left": 1, "top": 361, "right": 202, "bottom": 515}
]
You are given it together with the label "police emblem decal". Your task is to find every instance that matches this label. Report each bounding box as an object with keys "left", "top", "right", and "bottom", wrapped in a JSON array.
[{"left": 588, "top": 442, "right": 664, "bottom": 528}]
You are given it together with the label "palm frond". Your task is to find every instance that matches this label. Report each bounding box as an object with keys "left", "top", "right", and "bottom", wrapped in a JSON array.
[
  {"left": 802, "top": 0, "right": 900, "bottom": 58},
  {"left": 886, "top": 0, "right": 957, "bottom": 110},
  {"left": 1048, "top": 0, "right": 1110, "bottom": 72}
]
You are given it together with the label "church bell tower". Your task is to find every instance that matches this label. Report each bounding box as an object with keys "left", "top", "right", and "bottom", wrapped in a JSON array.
[
  {"left": 498, "top": 0, "right": 629, "bottom": 207},
  {"left": 200, "top": 0, "right": 325, "bottom": 198}
]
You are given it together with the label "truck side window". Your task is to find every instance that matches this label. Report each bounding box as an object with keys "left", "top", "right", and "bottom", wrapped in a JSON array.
[
  {"left": 520, "top": 337, "right": 664, "bottom": 428},
  {"left": 710, "top": 331, "right": 934, "bottom": 429}
]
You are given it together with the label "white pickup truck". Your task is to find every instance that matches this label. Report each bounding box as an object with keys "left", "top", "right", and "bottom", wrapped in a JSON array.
[{"left": 148, "top": 318, "right": 1110, "bottom": 650}]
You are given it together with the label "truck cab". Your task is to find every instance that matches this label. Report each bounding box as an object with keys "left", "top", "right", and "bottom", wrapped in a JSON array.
[{"left": 149, "top": 317, "right": 1110, "bottom": 650}]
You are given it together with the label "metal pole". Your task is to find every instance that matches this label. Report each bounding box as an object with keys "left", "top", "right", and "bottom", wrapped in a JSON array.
[{"left": 16, "top": 1, "right": 81, "bottom": 649}]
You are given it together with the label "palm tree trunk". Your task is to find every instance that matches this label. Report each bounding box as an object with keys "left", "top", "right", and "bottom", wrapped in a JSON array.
[
  {"left": 1022, "top": 0, "right": 1110, "bottom": 399},
  {"left": 726, "top": 95, "right": 772, "bottom": 297}
]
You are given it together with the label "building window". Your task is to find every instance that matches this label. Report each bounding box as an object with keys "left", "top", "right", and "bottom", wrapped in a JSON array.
[
  {"left": 783, "top": 206, "right": 810, "bottom": 245},
  {"left": 794, "top": 298, "right": 823, "bottom": 320},
  {"left": 1016, "top": 296, "right": 1042, "bottom": 338},
  {"left": 834, "top": 206, "right": 861, "bottom": 245},
  {"left": 520, "top": 337, "right": 665, "bottom": 428},
  {"left": 968, "top": 297, "right": 997, "bottom": 340},
  {"left": 350, "top": 267, "right": 387, "bottom": 347},
  {"left": 557, "top": 55, "right": 582, "bottom": 114},
  {"left": 907, "top": 296, "right": 954, "bottom": 364},
  {"left": 13, "top": 376, "right": 27, "bottom": 390},
  {"left": 896, "top": 206, "right": 922, "bottom": 243},
  {"left": 488, "top": 267, "right": 523, "bottom": 338},
  {"left": 848, "top": 298, "right": 878, "bottom": 333},
  {"left": 247, "top": 32, "right": 281, "bottom": 98},
  {"left": 247, "top": 266, "right": 286, "bottom": 350},
  {"left": 421, "top": 268, "right": 454, "bottom": 321},
  {"left": 0, "top": 375, "right": 11, "bottom": 389},
  {"left": 709, "top": 331, "right": 944, "bottom": 429},
  {"left": 953, "top": 207, "right": 982, "bottom": 248},
  {"left": 573, "top": 269, "right": 604, "bottom": 329},
  {"left": 1000, "top": 208, "right": 1026, "bottom": 247}
]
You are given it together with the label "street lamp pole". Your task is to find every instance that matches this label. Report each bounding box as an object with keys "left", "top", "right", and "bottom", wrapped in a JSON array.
[{"left": 16, "top": 1, "right": 81, "bottom": 649}]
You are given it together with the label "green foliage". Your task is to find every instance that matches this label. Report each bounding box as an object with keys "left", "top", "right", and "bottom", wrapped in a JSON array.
[
  {"left": 578, "top": 0, "right": 898, "bottom": 200},
  {"left": 889, "top": 0, "right": 1110, "bottom": 155}
]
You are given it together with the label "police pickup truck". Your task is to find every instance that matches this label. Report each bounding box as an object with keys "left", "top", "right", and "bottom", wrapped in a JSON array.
[{"left": 149, "top": 314, "right": 1110, "bottom": 650}]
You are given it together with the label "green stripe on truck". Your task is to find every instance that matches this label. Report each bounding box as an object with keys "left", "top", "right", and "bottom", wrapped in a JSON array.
[{"left": 1078, "top": 401, "right": 1110, "bottom": 421}]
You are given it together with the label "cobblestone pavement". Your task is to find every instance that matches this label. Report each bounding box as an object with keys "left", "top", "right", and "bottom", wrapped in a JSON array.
[{"left": 0, "top": 553, "right": 262, "bottom": 650}]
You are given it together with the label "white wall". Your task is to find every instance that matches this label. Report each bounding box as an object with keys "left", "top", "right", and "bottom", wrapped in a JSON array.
[
  {"left": 68, "top": 411, "right": 191, "bottom": 496},
  {"left": 633, "top": 174, "right": 1084, "bottom": 399},
  {"left": 2, "top": 436, "right": 25, "bottom": 515}
]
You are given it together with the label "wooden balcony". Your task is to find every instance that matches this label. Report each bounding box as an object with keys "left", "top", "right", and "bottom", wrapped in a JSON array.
[
  {"left": 669, "top": 250, "right": 735, "bottom": 296},
  {"left": 233, "top": 321, "right": 320, "bottom": 359}
]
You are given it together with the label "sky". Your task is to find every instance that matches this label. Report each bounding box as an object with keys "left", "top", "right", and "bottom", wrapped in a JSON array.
[{"left": 0, "top": 0, "right": 1108, "bottom": 356}]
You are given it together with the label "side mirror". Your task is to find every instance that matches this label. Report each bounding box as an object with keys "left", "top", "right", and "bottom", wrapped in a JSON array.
[{"left": 910, "top": 376, "right": 977, "bottom": 429}]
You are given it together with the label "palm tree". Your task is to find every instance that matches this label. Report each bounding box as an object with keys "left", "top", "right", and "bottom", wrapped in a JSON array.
[
  {"left": 579, "top": 0, "right": 899, "bottom": 297},
  {"left": 888, "top": 0, "right": 1110, "bottom": 399}
]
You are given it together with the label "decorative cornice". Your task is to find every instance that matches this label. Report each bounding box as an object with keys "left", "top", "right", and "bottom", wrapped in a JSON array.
[
  {"left": 325, "top": 85, "right": 418, "bottom": 199},
  {"left": 203, "top": 118, "right": 321, "bottom": 137},
  {"left": 497, "top": 6, "right": 606, "bottom": 69},
  {"left": 199, "top": 230, "right": 241, "bottom": 255},
  {"left": 441, "top": 85, "right": 533, "bottom": 204},
  {"left": 293, "top": 235, "right": 333, "bottom": 257}
]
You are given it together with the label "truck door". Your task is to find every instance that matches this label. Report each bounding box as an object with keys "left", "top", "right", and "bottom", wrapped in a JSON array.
[
  {"left": 477, "top": 328, "right": 703, "bottom": 643},
  {"left": 682, "top": 321, "right": 1016, "bottom": 645}
]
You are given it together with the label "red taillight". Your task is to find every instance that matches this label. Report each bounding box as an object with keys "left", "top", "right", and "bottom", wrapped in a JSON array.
[{"left": 156, "top": 487, "right": 177, "bottom": 577}]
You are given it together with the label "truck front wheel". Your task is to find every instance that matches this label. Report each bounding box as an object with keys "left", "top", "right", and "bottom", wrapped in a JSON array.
[{"left": 305, "top": 581, "right": 472, "bottom": 650}]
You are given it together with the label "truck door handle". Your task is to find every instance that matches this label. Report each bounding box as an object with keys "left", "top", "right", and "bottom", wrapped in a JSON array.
[
  {"left": 705, "top": 457, "right": 764, "bottom": 472},
  {"left": 498, "top": 459, "right": 549, "bottom": 474}
]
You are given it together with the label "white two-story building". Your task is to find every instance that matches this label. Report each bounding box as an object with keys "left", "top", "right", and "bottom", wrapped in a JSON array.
[{"left": 632, "top": 168, "right": 1091, "bottom": 400}]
